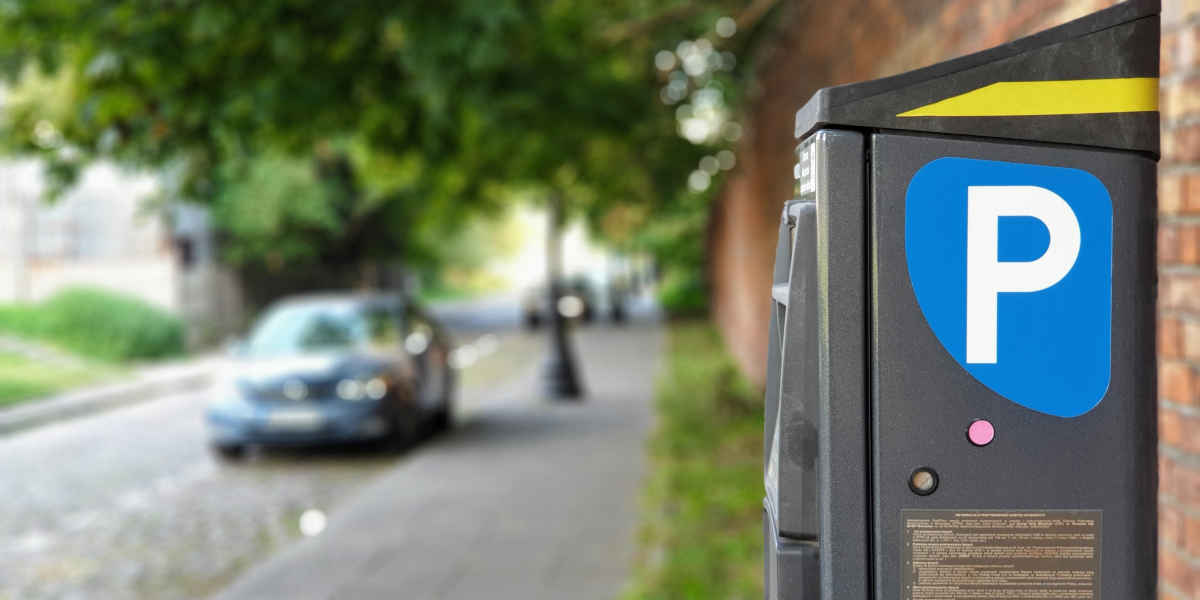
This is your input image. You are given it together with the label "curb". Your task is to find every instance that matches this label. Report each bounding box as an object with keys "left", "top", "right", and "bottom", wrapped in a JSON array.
[{"left": 0, "top": 359, "right": 219, "bottom": 436}]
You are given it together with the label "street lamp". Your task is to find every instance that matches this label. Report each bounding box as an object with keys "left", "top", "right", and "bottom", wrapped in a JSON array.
[{"left": 541, "top": 193, "right": 583, "bottom": 399}]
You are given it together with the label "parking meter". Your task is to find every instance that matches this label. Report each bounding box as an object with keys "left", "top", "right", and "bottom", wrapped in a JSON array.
[{"left": 763, "top": 2, "right": 1159, "bottom": 598}]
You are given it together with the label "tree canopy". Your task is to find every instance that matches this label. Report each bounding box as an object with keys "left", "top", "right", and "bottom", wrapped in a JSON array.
[{"left": 0, "top": 0, "right": 769, "bottom": 280}]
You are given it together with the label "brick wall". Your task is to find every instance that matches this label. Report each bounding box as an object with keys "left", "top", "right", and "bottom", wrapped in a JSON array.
[
  {"left": 1160, "top": 2, "right": 1200, "bottom": 598},
  {"left": 711, "top": 0, "right": 1197, "bottom": 595}
]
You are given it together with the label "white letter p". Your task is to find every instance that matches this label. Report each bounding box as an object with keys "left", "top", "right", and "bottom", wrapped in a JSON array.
[{"left": 966, "top": 186, "right": 1080, "bottom": 364}]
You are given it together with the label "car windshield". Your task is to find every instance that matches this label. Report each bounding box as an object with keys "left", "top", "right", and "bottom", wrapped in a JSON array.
[{"left": 242, "top": 302, "right": 369, "bottom": 358}]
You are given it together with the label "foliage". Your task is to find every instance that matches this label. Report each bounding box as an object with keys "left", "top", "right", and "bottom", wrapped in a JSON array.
[
  {"left": 624, "top": 322, "right": 763, "bottom": 600},
  {"left": 0, "top": 1, "right": 767, "bottom": 274},
  {"left": 0, "top": 288, "right": 185, "bottom": 361},
  {"left": 637, "top": 178, "right": 713, "bottom": 316},
  {"left": 657, "top": 269, "right": 709, "bottom": 317}
]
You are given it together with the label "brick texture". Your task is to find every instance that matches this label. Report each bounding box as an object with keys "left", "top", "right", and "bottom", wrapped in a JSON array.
[
  {"left": 1163, "top": 0, "right": 1200, "bottom": 589},
  {"left": 711, "top": 0, "right": 1200, "bottom": 594}
]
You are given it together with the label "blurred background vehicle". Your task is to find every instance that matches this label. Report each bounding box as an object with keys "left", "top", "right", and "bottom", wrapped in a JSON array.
[
  {"left": 206, "top": 293, "right": 453, "bottom": 459},
  {"left": 520, "top": 273, "right": 630, "bottom": 329}
]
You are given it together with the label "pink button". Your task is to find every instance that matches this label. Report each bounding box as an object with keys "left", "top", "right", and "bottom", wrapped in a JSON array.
[{"left": 967, "top": 420, "right": 995, "bottom": 446}]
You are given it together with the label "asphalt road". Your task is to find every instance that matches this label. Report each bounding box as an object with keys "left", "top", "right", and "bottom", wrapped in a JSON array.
[{"left": 0, "top": 298, "right": 547, "bottom": 600}]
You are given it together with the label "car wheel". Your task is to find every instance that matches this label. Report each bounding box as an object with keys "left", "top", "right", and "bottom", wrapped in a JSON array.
[
  {"left": 430, "top": 407, "right": 451, "bottom": 432},
  {"left": 211, "top": 443, "right": 246, "bottom": 462},
  {"left": 379, "top": 415, "right": 419, "bottom": 452},
  {"left": 431, "top": 369, "right": 456, "bottom": 431}
]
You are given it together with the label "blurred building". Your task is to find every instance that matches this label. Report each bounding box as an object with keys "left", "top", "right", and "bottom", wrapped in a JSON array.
[
  {"left": 0, "top": 160, "right": 244, "bottom": 348},
  {"left": 708, "top": 1, "right": 1196, "bottom": 596}
]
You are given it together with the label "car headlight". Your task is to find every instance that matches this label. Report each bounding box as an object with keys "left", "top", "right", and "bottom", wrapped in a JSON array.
[
  {"left": 208, "top": 380, "right": 255, "bottom": 420},
  {"left": 220, "top": 398, "right": 257, "bottom": 420},
  {"left": 337, "top": 376, "right": 388, "bottom": 401}
]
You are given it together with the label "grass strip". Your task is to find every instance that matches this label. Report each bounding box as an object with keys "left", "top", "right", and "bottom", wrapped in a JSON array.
[{"left": 623, "top": 321, "right": 764, "bottom": 600}]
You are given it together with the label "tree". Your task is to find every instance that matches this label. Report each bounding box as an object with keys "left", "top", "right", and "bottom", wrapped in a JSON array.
[{"left": 0, "top": 0, "right": 777, "bottom": 315}]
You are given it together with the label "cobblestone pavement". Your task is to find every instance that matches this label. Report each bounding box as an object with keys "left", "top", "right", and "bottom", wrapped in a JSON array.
[{"left": 0, "top": 330, "right": 543, "bottom": 600}]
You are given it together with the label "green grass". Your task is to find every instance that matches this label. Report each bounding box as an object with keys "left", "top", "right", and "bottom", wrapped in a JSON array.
[
  {"left": 623, "top": 321, "right": 764, "bottom": 600},
  {"left": 0, "top": 352, "right": 114, "bottom": 408},
  {"left": 0, "top": 287, "right": 184, "bottom": 362}
]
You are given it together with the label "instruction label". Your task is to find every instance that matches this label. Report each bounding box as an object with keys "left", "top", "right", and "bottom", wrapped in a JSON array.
[{"left": 902, "top": 509, "right": 1101, "bottom": 599}]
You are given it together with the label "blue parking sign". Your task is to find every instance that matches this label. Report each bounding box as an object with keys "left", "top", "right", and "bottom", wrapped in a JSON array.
[{"left": 905, "top": 157, "right": 1113, "bottom": 418}]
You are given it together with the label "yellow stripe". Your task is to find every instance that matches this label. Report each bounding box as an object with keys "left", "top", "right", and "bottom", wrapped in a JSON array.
[{"left": 896, "top": 77, "right": 1159, "bottom": 117}]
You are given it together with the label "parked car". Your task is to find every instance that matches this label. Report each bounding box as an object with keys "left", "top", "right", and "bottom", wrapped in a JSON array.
[
  {"left": 206, "top": 292, "right": 454, "bottom": 459},
  {"left": 521, "top": 274, "right": 618, "bottom": 328}
]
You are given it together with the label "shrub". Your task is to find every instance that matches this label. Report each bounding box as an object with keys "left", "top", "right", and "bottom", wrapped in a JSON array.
[
  {"left": 656, "top": 270, "right": 709, "bottom": 318},
  {"left": 0, "top": 288, "right": 185, "bottom": 361}
]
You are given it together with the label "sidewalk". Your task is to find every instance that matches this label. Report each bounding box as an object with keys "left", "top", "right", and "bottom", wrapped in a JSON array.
[{"left": 214, "top": 320, "right": 661, "bottom": 600}]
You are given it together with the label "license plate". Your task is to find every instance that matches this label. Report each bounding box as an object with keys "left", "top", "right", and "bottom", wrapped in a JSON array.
[{"left": 264, "top": 408, "right": 324, "bottom": 431}]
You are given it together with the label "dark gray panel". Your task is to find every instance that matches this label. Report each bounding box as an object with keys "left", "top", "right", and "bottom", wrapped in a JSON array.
[
  {"left": 766, "top": 509, "right": 820, "bottom": 600},
  {"left": 869, "top": 133, "right": 1157, "bottom": 600},
  {"left": 765, "top": 208, "right": 792, "bottom": 466},
  {"left": 812, "top": 130, "right": 870, "bottom": 600},
  {"left": 776, "top": 200, "right": 819, "bottom": 538}
]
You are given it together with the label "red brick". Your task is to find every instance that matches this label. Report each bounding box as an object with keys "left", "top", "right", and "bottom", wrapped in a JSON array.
[
  {"left": 1162, "top": 224, "right": 1182, "bottom": 264},
  {"left": 1184, "top": 174, "right": 1200, "bottom": 214},
  {"left": 1177, "top": 461, "right": 1200, "bottom": 509},
  {"left": 1160, "top": 407, "right": 1200, "bottom": 454},
  {"left": 1163, "top": 455, "right": 1178, "bottom": 497},
  {"left": 1163, "top": 504, "right": 1186, "bottom": 548},
  {"left": 1187, "top": 419, "right": 1200, "bottom": 455},
  {"left": 1187, "top": 513, "right": 1200, "bottom": 558},
  {"left": 1163, "top": 78, "right": 1200, "bottom": 122},
  {"left": 1161, "top": 273, "right": 1200, "bottom": 312},
  {"left": 1164, "top": 30, "right": 1180, "bottom": 77},
  {"left": 1181, "top": 225, "right": 1200, "bottom": 264},
  {"left": 1163, "top": 316, "right": 1185, "bottom": 358},
  {"left": 1161, "top": 546, "right": 1194, "bottom": 595},
  {"left": 1163, "top": 361, "right": 1197, "bottom": 407},
  {"left": 1164, "top": 125, "right": 1200, "bottom": 164},
  {"left": 1162, "top": 174, "right": 1185, "bottom": 215},
  {"left": 1187, "top": 178, "right": 1200, "bottom": 214},
  {"left": 1185, "top": 320, "right": 1200, "bottom": 361},
  {"left": 1162, "top": 407, "right": 1187, "bottom": 449}
]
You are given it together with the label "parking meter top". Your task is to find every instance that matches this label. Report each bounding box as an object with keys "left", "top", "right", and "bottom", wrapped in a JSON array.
[{"left": 794, "top": 0, "right": 1160, "bottom": 156}]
